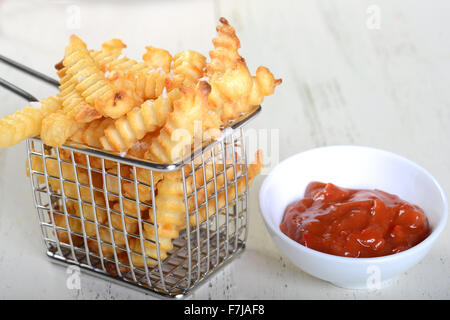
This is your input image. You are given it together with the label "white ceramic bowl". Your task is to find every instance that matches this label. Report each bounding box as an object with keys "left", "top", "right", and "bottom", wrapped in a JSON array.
[{"left": 259, "top": 145, "right": 448, "bottom": 289}]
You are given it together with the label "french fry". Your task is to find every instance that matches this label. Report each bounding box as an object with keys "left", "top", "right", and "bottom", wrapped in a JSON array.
[
  {"left": 166, "top": 50, "right": 207, "bottom": 90},
  {"left": 142, "top": 46, "right": 172, "bottom": 73},
  {"left": 207, "top": 18, "right": 280, "bottom": 120},
  {"left": 146, "top": 81, "right": 221, "bottom": 163},
  {"left": 63, "top": 35, "right": 138, "bottom": 119},
  {"left": 105, "top": 45, "right": 168, "bottom": 101},
  {"left": 101, "top": 88, "right": 182, "bottom": 152},
  {"left": 135, "top": 151, "right": 263, "bottom": 267},
  {"left": 0, "top": 96, "right": 61, "bottom": 148}
]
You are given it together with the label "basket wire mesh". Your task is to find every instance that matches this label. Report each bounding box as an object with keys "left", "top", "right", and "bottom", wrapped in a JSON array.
[{"left": 26, "top": 107, "right": 259, "bottom": 298}]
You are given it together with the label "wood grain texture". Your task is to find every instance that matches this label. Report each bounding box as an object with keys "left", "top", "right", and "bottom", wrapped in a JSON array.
[{"left": 0, "top": 0, "right": 449, "bottom": 299}]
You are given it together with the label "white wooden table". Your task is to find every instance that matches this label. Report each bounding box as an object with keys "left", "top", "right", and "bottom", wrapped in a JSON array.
[{"left": 0, "top": 0, "right": 449, "bottom": 299}]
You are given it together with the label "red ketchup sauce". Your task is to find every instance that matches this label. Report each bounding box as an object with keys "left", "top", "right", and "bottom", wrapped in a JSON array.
[{"left": 280, "top": 182, "right": 431, "bottom": 258}]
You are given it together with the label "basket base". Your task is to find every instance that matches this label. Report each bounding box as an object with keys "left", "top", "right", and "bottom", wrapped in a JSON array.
[{"left": 45, "top": 244, "right": 246, "bottom": 299}]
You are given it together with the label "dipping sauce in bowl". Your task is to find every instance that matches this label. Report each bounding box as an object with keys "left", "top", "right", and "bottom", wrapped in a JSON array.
[{"left": 280, "top": 182, "right": 431, "bottom": 258}]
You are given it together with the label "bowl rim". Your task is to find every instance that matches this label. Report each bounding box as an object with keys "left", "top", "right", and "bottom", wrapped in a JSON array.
[{"left": 259, "top": 144, "right": 449, "bottom": 263}]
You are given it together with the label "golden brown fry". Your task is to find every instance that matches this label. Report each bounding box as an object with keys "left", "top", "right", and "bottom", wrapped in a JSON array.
[
  {"left": 90, "top": 38, "right": 127, "bottom": 72},
  {"left": 121, "top": 164, "right": 163, "bottom": 204},
  {"left": 54, "top": 199, "right": 107, "bottom": 246},
  {"left": 126, "top": 132, "right": 157, "bottom": 159},
  {"left": 137, "top": 151, "right": 263, "bottom": 267},
  {"left": 111, "top": 203, "right": 139, "bottom": 234},
  {"left": 40, "top": 110, "right": 78, "bottom": 147},
  {"left": 75, "top": 117, "right": 114, "bottom": 149},
  {"left": 207, "top": 18, "right": 242, "bottom": 76},
  {"left": 104, "top": 165, "right": 132, "bottom": 201},
  {"left": 60, "top": 149, "right": 115, "bottom": 171},
  {"left": 105, "top": 46, "right": 168, "bottom": 101},
  {"left": 146, "top": 81, "right": 221, "bottom": 163},
  {"left": 207, "top": 18, "right": 281, "bottom": 120},
  {"left": 0, "top": 96, "right": 61, "bottom": 148},
  {"left": 207, "top": 18, "right": 252, "bottom": 121},
  {"left": 190, "top": 149, "right": 263, "bottom": 225},
  {"left": 129, "top": 236, "right": 168, "bottom": 267},
  {"left": 58, "top": 65, "right": 101, "bottom": 123},
  {"left": 144, "top": 158, "right": 240, "bottom": 238},
  {"left": 101, "top": 88, "right": 182, "bottom": 152},
  {"left": 41, "top": 110, "right": 108, "bottom": 148},
  {"left": 67, "top": 198, "right": 108, "bottom": 238},
  {"left": 29, "top": 153, "right": 105, "bottom": 204},
  {"left": 247, "top": 66, "right": 282, "bottom": 107},
  {"left": 63, "top": 35, "right": 137, "bottom": 119},
  {"left": 142, "top": 46, "right": 172, "bottom": 73},
  {"left": 106, "top": 70, "right": 143, "bottom": 106},
  {"left": 166, "top": 50, "right": 206, "bottom": 90},
  {"left": 53, "top": 210, "right": 84, "bottom": 247},
  {"left": 88, "top": 225, "right": 128, "bottom": 260}
]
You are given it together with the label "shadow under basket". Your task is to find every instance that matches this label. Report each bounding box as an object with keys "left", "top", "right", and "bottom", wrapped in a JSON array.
[{"left": 26, "top": 106, "right": 260, "bottom": 298}]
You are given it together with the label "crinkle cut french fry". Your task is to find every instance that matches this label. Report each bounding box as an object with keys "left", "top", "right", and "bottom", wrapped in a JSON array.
[
  {"left": 142, "top": 46, "right": 172, "bottom": 73},
  {"left": 63, "top": 35, "right": 137, "bottom": 119},
  {"left": 207, "top": 18, "right": 281, "bottom": 120},
  {"left": 49, "top": 39, "right": 125, "bottom": 147},
  {"left": 101, "top": 88, "right": 182, "bottom": 152},
  {"left": 104, "top": 44, "right": 168, "bottom": 101},
  {"left": 90, "top": 38, "right": 127, "bottom": 72},
  {"left": 58, "top": 67, "right": 101, "bottom": 123},
  {"left": 29, "top": 153, "right": 105, "bottom": 204},
  {"left": 247, "top": 66, "right": 282, "bottom": 107},
  {"left": 166, "top": 50, "right": 207, "bottom": 90},
  {"left": 146, "top": 81, "right": 221, "bottom": 163},
  {"left": 42, "top": 113, "right": 109, "bottom": 149},
  {"left": 191, "top": 149, "right": 263, "bottom": 226},
  {"left": 71, "top": 117, "right": 114, "bottom": 149},
  {"left": 0, "top": 96, "right": 61, "bottom": 148},
  {"left": 40, "top": 110, "right": 78, "bottom": 147},
  {"left": 135, "top": 151, "right": 263, "bottom": 268}
]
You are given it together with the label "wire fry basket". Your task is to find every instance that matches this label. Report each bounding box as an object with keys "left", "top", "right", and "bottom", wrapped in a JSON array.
[{"left": 26, "top": 106, "right": 260, "bottom": 298}]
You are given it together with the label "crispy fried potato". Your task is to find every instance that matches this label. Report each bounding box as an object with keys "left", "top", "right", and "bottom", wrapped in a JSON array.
[
  {"left": 40, "top": 111, "right": 77, "bottom": 147},
  {"left": 87, "top": 225, "right": 128, "bottom": 259},
  {"left": 29, "top": 153, "right": 105, "bottom": 204},
  {"left": 75, "top": 117, "right": 114, "bottom": 149},
  {"left": 142, "top": 46, "right": 172, "bottom": 73},
  {"left": 121, "top": 165, "right": 163, "bottom": 204},
  {"left": 146, "top": 81, "right": 220, "bottom": 163},
  {"left": 247, "top": 66, "right": 282, "bottom": 106},
  {"left": 129, "top": 236, "right": 167, "bottom": 267},
  {"left": 0, "top": 96, "right": 61, "bottom": 148},
  {"left": 207, "top": 18, "right": 252, "bottom": 121},
  {"left": 63, "top": 35, "right": 138, "bottom": 119},
  {"left": 90, "top": 38, "right": 127, "bottom": 72},
  {"left": 136, "top": 151, "right": 263, "bottom": 267},
  {"left": 166, "top": 50, "right": 206, "bottom": 90},
  {"left": 105, "top": 46, "right": 168, "bottom": 101},
  {"left": 207, "top": 18, "right": 280, "bottom": 120},
  {"left": 53, "top": 211, "right": 84, "bottom": 247},
  {"left": 126, "top": 132, "right": 157, "bottom": 159},
  {"left": 101, "top": 88, "right": 182, "bottom": 152},
  {"left": 58, "top": 67, "right": 101, "bottom": 123}
]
